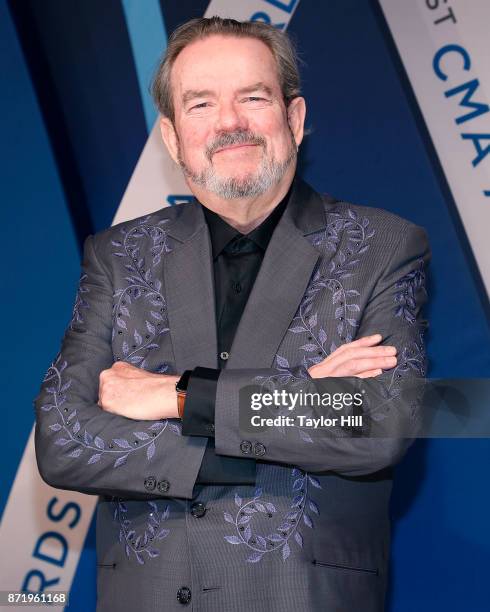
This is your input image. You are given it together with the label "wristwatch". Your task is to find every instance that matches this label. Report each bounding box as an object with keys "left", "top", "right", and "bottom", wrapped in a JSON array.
[{"left": 175, "top": 370, "right": 193, "bottom": 419}]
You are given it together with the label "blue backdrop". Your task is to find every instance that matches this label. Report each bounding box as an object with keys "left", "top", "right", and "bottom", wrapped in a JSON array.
[{"left": 2, "top": 1, "right": 489, "bottom": 610}]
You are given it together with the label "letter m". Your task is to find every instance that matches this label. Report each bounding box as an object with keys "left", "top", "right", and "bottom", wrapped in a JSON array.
[{"left": 445, "top": 79, "right": 489, "bottom": 124}]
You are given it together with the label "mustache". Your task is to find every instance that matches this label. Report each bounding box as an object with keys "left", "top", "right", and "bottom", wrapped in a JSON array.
[{"left": 206, "top": 131, "right": 266, "bottom": 161}]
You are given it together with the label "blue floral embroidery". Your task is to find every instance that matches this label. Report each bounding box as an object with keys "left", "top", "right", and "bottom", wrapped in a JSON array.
[
  {"left": 40, "top": 353, "right": 175, "bottom": 467},
  {"left": 69, "top": 272, "right": 89, "bottom": 330},
  {"left": 253, "top": 207, "right": 375, "bottom": 444},
  {"left": 289, "top": 207, "right": 375, "bottom": 366},
  {"left": 394, "top": 259, "right": 426, "bottom": 324},
  {"left": 373, "top": 259, "right": 427, "bottom": 406},
  {"left": 113, "top": 499, "right": 170, "bottom": 565},
  {"left": 255, "top": 355, "right": 310, "bottom": 387},
  {"left": 223, "top": 468, "right": 321, "bottom": 563},
  {"left": 111, "top": 215, "right": 173, "bottom": 372},
  {"left": 253, "top": 356, "right": 315, "bottom": 442},
  {"left": 365, "top": 335, "right": 427, "bottom": 425},
  {"left": 41, "top": 214, "right": 182, "bottom": 468},
  {"left": 388, "top": 334, "right": 427, "bottom": 392}
]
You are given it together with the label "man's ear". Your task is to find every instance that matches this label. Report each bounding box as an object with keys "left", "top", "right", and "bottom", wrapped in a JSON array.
[
  {"left": 159, "top": 116, "right": 179, "bottom": 164},
  {"left": 287, "top": 97, "right": 306, "bottom": 147}
]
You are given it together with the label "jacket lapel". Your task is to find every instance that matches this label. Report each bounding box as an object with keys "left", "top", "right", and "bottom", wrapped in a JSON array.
[
  {"left": 164, "top": 202, "right": 219, "bottom": 372},
  {"left": 226, "top": 178, "right": 329, "bottom": 368}
]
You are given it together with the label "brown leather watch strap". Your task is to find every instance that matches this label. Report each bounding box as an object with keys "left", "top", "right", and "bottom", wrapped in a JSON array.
[{"left": 177, "top": 390, "right": 186, "bottom": 419}]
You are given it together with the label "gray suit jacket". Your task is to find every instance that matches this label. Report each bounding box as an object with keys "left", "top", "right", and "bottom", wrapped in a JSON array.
[{"left": 34, "top": 178, "right": 430, "bottom": 611}]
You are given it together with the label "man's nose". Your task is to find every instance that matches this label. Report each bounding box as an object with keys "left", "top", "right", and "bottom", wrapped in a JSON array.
[{"left": 214, "top": 101, "right": 248, "bottom": 132}]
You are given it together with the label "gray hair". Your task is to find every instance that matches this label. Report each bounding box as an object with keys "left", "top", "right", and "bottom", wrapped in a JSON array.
[{"left": 150, "top": 16, "right": 302, "bottom": 123}]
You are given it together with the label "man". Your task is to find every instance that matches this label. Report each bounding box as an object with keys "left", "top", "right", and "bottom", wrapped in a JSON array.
[{"left": 34, "top": 17, "right": 430, "bottom": 612}]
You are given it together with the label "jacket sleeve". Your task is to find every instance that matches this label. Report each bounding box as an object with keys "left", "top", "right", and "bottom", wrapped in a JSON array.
[
  {"left": 181, "top": 367, "right": 218, "bottom": 437},
  {"left": 214, "top": 223, "right": 430, "bottom": 476},
  {"left": 33, "top": 233, "right": 207, "bottom": 500}
]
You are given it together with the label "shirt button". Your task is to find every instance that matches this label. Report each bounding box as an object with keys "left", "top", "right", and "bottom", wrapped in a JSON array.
[
  {"left": 240, "top": 440, "right": 252, "bottom": 454},
  {"left": 234, "top": 282, "right": 242, "bottom": 293},
  {"left": 220, "top": 351, "right": 229, "bottom": 361},
  {"left": 176, "top": 586, "right": 191, "bottom": 605},
  {"left": 190, "top": 502, "right": 207, "bottom": 518},
  {"left": 253, "top": 442, "right": 266, "bottom": 456},
  {"left": 157, "top": 479, "right": 170, "bottom": 493}
]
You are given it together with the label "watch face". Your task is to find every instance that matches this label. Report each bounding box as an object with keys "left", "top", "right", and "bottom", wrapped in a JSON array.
[{"left": 176, "top": 369, "right": 192, "bottom": 392}]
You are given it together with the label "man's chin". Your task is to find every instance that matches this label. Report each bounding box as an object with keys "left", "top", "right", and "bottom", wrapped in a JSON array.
[{"left": 214, "top": 174, "right": 257, "bottom": 186}]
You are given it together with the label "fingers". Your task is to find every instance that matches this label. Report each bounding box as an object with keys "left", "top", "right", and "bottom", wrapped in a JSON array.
[
  {"left": 340, "top": 355, "right": 397, "bottom": 375},
  {"left": 323, "top": 334, "right": 384, "bottom": 362},
  {"left": 355, "top": 369, "right": 383, "bottom": 379},
  {"left": 351, "top": 333, "right": 383, "bottom": 344},
  {"left": 337, "top": 346, "right": 397, "bottom": 360},
  {"left": 330, "top": 346, "right": 397, "bottom": 373},
  {"left": 309, "top": 342, "right": 398, "bottom": 378},
  {"left": 340, "top": 333, "right": 383, "bottom": 348}
]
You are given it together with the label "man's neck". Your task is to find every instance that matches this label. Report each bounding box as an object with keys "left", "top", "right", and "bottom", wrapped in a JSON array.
[{"left": 189, "top": 168, "right": 295, "bottom": 234}]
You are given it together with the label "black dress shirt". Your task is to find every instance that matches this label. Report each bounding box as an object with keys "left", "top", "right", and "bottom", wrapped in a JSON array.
[{"left": 181, "top": 184, "right": 292, "bottom": 484}]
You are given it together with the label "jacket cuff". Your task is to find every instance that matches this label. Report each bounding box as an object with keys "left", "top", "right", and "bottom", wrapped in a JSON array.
[{"left": 181, "top": 367, "right": 220, "bottom": 437}]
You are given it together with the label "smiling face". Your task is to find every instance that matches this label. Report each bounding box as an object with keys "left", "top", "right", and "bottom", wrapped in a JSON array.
[{"left": 159, "top": 34, "right": 306, "bottom": 201}]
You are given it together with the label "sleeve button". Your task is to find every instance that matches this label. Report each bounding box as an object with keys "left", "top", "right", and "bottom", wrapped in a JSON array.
[
  {"left": 157, "top": 479, "right": 170, "bottom": 493},
  {"left": 144, "top": 476, "right": 156, "bottom": 491},
  {"left": 253, "top": 442, "right": 266, "bottom": 456},
  {"left": 240, "top": 440, "right": 252, "bottom": 454}
]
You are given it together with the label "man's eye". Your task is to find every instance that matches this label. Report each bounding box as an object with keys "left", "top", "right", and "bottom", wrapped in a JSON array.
[
  {"left": 190, "top": 102, "right": 208, "bottom": 110},
  {"left": 245, "top": 97, "right": 265, "bottom": 102}
]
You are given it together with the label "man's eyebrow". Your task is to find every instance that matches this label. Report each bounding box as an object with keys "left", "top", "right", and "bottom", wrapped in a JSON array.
[
  {"left": 182, "top": 89, "right": 214, "bottom": 105},
  {"left": 181, "top": 82, "right": 274, "bottom": 105},
  {"left": 236, "top": 82, "right": 273, "bottom": 96}
]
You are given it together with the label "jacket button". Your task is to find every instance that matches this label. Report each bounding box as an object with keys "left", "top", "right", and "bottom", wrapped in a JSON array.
[
  {"left": 253, "top": 442, "right": 266, "bottom": 456},
  {"left": 190, "top": 502, "right": 207, "bottom": 518},
  {"left": 157, "top": 479, "right": 170, "bottom": 493},
  {"left": 144, "top": 476, "right": 156, "bottom": 491},
  {"left": 177, "top": 586, "right": 191, "bottom": 605},
  {"left": 240, "top": 440, "right": 252, "bottom": 454}
]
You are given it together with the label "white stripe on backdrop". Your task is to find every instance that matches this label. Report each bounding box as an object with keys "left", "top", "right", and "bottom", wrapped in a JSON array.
[
  {"left": 0, "top": 1, "right": 300, "bottom": 608},
  {"left": 379, "top": 0, "right": 490, "bottom": 299}
]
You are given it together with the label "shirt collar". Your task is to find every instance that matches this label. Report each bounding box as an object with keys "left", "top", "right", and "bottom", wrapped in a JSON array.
[{"left": 201, "top": 180, "right": 294, "bottom": 259}]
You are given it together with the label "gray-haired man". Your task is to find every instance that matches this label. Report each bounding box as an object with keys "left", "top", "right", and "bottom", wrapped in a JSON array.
[{"left": 35, "top": 17, "right": 430, "bottom": 611}]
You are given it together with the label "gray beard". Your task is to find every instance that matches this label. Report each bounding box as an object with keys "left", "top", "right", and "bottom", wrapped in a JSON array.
[{"left": 177, "top": 133, "right": 297, "bottom": 200}]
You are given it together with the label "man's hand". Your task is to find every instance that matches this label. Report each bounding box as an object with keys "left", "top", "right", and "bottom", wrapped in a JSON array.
[
  {"left": 98, "top": 361, "right": 180, "bottom": 420},
  {"left": 308, "top": 333, "right": 397, "bottom": 379}
]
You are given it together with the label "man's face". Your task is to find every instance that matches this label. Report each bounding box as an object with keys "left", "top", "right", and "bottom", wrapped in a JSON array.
[{"left": 160, "top": 35, "right": 305, "bottom": 200}]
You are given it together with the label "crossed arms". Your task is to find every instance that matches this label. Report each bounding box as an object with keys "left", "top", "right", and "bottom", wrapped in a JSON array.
[{"left": 34, "top": 224, "right": 430, "bottom": 499}]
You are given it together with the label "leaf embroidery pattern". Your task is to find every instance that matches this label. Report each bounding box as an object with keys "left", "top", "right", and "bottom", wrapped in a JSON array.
[
  {"left": 41, "top": 214, "right": 182, "bottom": 469},
  {"left": 289, "top": 207, "right": 375, "bottom": 368},
  {"left": 368, "top": 259, "right": 427, "bottom": 421},
  {"left": 253, "top": 356, "right": 315, "bottom": 443},
  {"left": 40, "top": 353, "right": 173, "bottom": 468},
  {"left": 69, "top": 272, "right": 90, "bottom": 330},
  {"left": 113, "top": 499, "right": 170, "bottom": 565},
  {"left": 223, "top": 469, "right": 321, "bottom": 563},
  {"left": 111, "top": 216, "right": 173, "bottom": 372},
  {"left": 394, "top": 259, "right": 426, "bottom": 324}
]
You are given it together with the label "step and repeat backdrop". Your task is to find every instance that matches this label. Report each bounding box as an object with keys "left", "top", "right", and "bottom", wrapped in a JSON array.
[{"left": 1, "top": 1, "right": 489, "bottom": 610}]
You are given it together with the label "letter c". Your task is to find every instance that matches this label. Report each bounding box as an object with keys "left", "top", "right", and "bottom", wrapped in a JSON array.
[{"left": 433, "top": 44, "right": 471, "bottom": 81}]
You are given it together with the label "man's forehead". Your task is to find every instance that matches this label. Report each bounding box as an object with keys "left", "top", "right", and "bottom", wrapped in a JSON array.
[{"left": 171, "top": 35, "right": 280, "bottom": 94}]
